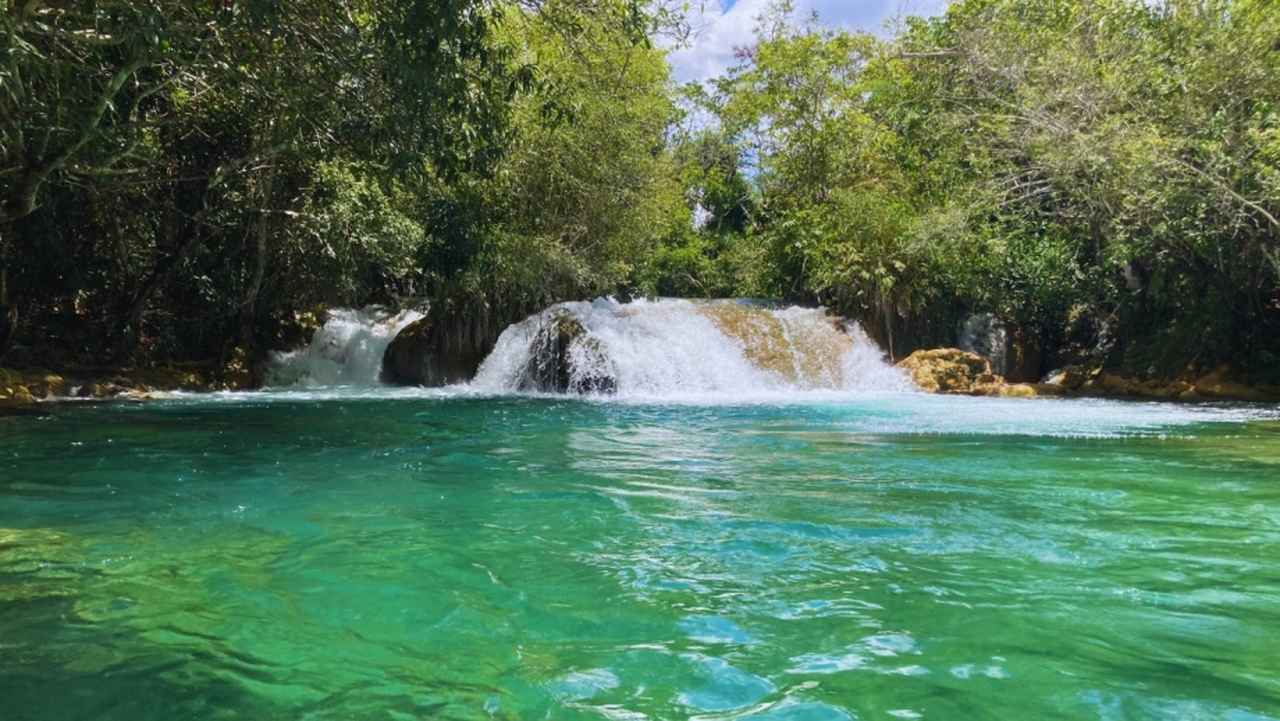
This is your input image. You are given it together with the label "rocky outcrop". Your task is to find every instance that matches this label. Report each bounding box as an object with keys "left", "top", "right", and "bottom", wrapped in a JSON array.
[
  {"left": 900, "top": 350, "right": 1280, "bottom": 402},
  {"left": 1043, "top": 364, "right": 1280, "bottom": 402},
  {"left": 898, "top": 348, "right": 998, "bottom": 393},
  {"left": 382, "top": 315, "right": 488, "bottom": 387},
  {"left": 516, "top": 310, "right": 615, "bottom": 394},
  {"left": 1, "top": 361, "right": 253, "bottom": 409},
  {"left": 1, "top": 368, "right": 66, "bottom": 408},
  {"left": 382, "top": 317, "right": 433, "bottom": 385},
  {"left": 897, "top": 348, "right": 1059, "bottom": 398}
]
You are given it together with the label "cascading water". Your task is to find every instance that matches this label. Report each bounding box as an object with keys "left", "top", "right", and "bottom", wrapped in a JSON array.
[
  {"left": 265, "top": 299, "right": 908, "bottom": 396},
  {"left": 265, "top": 307, "right": 423, "bottom": 387},
  {"left": 471, "top": 298, "right": 910, "bottom": 397}
]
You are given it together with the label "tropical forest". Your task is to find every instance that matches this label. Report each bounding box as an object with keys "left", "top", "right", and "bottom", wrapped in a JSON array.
[{"left": 2, "top": 1, "right": 1278, "bottom": 719}]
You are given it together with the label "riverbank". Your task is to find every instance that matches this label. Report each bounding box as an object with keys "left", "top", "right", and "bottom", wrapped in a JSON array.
[
  {"left": 897, "top": 348, "right": 1280, "bottom": 403},
  {"left": 6, "top": 304, "right": 1279, "bottom": 407},
  {"left": 6, "top": 354, "right": 1279, "bottom": 408},
  {"left": 0, "top": 361, "right": 253, "bottom": 410}
]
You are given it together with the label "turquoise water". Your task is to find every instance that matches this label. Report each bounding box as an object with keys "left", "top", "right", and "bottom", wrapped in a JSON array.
[{"left": 2, "top": 392, "right": 1278, "bottom": 720}]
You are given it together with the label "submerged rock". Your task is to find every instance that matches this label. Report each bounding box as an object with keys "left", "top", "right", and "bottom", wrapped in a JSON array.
[
  {"left": 517, "top": 310, "right": 616, "bottom": 394},
  {"left": 76, "top": 382, "right": 132, "bottom": 399},
  {"left": 698, "top": 302, "right": 851, "bottom": 387}
]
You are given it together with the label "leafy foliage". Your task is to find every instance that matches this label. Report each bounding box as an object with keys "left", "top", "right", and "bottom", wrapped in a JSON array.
[
  {"left": 649, "top": 0, "right": 1279, "bottom": 377},
  {"left": 2, "top": 0, "right": 1276, "bottom": 383},
  {"left": 0, "top": 0, "right": 682, "bottom": 366}
]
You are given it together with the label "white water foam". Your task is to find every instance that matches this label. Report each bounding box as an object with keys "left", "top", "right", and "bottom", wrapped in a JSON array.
[
  {"left": 243, "top": 299, "right": 1276, "bottom": 439},
  {"left": 264, "top": 307, "right": 423, "bottom": 387},
  {"left": 470, "top": 298, "right": 913, "bottom": 398}
]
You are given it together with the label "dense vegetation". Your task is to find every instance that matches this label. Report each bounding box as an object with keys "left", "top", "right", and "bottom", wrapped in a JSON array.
[
  {"left": 0, "top": 0, "right": 681, "bottom": 369},
  {"left": 659, "top": 0, "right": 1280, "bottom": 381},
  {"left": 2, "top": 0, "right": 1277, "bottom": 383}
]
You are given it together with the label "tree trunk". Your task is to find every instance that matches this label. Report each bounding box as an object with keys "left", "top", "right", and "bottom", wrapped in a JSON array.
[
  {"left": 239, "top": 169, "right": 275, "bottom": 353},
  {"left": 0, "top": 57, "right": 146, "bottom": 224},
  {"left": 114, "top": 221, "right": 205, "bottom": 360},
  {"left": 0, "top": 267, "right": 15, "bottom": 361}
]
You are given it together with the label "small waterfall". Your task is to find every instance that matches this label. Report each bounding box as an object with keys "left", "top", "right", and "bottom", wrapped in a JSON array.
[
  {"left": 266, "top": 307, "right": 423, "bottom": 387},
  {"left": 471, "top": 298, "right": 909, "bottom": 396}
]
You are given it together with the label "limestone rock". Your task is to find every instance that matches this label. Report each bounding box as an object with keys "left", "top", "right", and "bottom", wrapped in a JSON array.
[
  {"left": 700, "top": 302, "right": 851, "bottom": 386},
  {"left": 1043, "top": 365, "right": 1093, "bottom": 390},
  {"left": 76, "top": 382, "right": 131, "bottom": 399},
  {"left": 1, "top": 368, "right": 65, "bottom": 407},
  {"left": 1187, "top": 366, "right": 1272, "bottom": 402},
  {"left": 897, "top": 348, "right": 995, "bottom": 394},
  {"left": 0, "top": 384, "right": 36, "bottom": 408}
]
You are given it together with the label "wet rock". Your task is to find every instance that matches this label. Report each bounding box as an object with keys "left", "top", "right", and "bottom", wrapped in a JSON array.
[
  {"left": 994, "top": 383, "right": 1038, "bottom": 398},
  {"left": 383, "top": 316, "right": 431, "bottom": 385},
  {"left": 1043, "top": 364, "right": 1094, "bottom": 390},
  {"left": 1184, "top": 366, "right": 1273, "bottom": 402},
  {"left": 1, "top": 368, "right": 66, "bottom": 407},
  {"left": 0, "top": 383, "right": 36, "bottom": 408},
  {"left": 899, "top": 348, "right": 1069, "bottom": 398},
  {"left": 517, "top": 310, "right": 616, "bottom": 394},
  {"left": 897, "top": 348, "right": 994, "bottom": 394},
  {"left": 76, "top": 382, "right": 132, "bottom": 399},
  {"left": 700, "top": 302, "right": 851, "bottom": 387},
  {"left": 382, "top": 315, "right": 488, "bottom": 386}
]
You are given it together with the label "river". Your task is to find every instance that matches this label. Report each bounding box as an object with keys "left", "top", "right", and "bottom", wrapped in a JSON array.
[{"left": 2, "top": 301, "right": 1278, "bottom": 720}]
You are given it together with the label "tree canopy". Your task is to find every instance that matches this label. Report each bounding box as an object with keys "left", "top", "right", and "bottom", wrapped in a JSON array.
[{"left": 2, "top": 0, "right": 1276, "bottom": 382}]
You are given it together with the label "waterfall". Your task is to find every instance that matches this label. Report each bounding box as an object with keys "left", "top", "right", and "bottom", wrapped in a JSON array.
[
  {"left": 265, "top": 299, "right": 908, "bottom": 397},
  {"left": 471, "top": 298, "right": 910, "bottom": 397},
  {"left": 265, "top": 307, "right": 423, "bottom": 387}
]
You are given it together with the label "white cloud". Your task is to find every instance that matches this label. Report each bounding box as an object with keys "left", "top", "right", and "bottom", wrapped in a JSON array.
[{"left": 665, "top": 0, "right": 951, "bottom": 84}]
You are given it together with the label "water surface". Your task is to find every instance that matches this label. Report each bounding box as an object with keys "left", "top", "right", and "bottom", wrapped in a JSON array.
[{"left": 2, "top": 392, "right": 1278, "bottom": 720}]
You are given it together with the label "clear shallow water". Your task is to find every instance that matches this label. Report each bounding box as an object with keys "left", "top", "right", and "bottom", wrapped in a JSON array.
[{"left": 2, "top": 393, "right": 1279, "bottom": 721}]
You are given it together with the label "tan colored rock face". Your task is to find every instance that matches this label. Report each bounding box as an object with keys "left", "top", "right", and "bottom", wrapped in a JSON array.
[
  {"left": 697, "top": 303, "right": 851, "bottom": 388},
  {"left": 896, "top": 348, "right": 994, "bottom": 394},
  {"left": 903, "top": 351, "right": 1280, "bottom": 402},
  {"left": 1, "top": 384, "right": 36, "bottom": 407},
  {"left": 1, "top": 368, "right": 66, "bottom": 407}
]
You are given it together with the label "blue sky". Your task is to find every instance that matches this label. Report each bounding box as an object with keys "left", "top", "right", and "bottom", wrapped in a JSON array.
[{"left": 666, "top": 0, "right": 951, "bottom": 82}]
